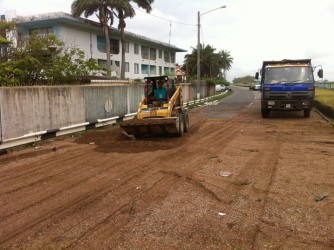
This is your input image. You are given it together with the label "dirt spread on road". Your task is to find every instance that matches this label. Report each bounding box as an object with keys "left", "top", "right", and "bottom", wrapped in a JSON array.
[{"left": 1, "top": 98, "right": 334, "bottom": 249}]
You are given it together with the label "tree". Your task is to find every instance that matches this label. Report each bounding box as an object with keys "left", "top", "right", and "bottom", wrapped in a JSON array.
[
  {"left": 0, "top": 20, "right": 16, "bottom": 62},
  {"left": 218, "top": 50, "right": 233, "bottom": 79},
  {"left": 71, "top": 0, "right": 114, "bottom": 76},
  {"left": 232, "top": 75, "right": 254, "bottom": 84},
  {"left": 184, "top": 44, "right": 233, "bottom": 79},
  {"left": 183, "top": 47, "right": 197, "bottom": 76},
  {"left": 0, "top": 33, "right": 102, "bottom": 86},
  {"left": 111, "top": 0, "right": 154, "bottom": 79}
]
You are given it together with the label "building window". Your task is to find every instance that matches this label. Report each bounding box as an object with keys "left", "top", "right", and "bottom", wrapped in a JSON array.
[
  {"left": 125, "top": 62, "right": 130, "bottom": 72},
  {"left": 125, "top": 41, "right": 129, "bottom": 53},
  {"left": 97, "top": 36, "right": 105, "bottom": 53},
  {"left": 171, "top": 53, "right": 175, "bottom": 63},
  {"left": 164, "top": 51, "right": 170, "bottom": 63},
  {"left": 150, "top": 65, "right": 156, "bottom": 75},
  {"left": 115, "top": 61, "right": 120, "bottom": 67},
  {"left": 134, "top": 44, "right": 139, "bottom": 54},
  {"left": 97, "top": 35, "right": 119, "bottom": 54},
  {"left": 150, "top": 48, "right": 156, "bottom": 60},
  {"left": 29, "top": 27, "right": 53, "bottom": 35},
  {"left": 141, "top": 46, "right": 149, "bottom": 59},
  {"left": 141, "top": 64, "right": 149, "bottom": 74},
  {"left": 164, "top": 67, "right": 170, "bottom": 75},
  {"left": 134, "top": 63, "right": 139, "bottom": 74},
  {"left": 110, "top": 39, "right": 119, "bottom": 54},
  {"left": 159, "top": 50, "right": 162, "bottom": 59},
  {"left": 98, "top": 59, "right": 107, "bottom": 68},
  {"left": 170, "top": 67, "right": 175, "bottom": 74}
]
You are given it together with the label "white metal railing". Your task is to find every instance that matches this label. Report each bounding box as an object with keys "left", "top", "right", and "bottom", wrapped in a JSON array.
[{"left": 0, "top": 116, "right": 119, "bottom": 150}]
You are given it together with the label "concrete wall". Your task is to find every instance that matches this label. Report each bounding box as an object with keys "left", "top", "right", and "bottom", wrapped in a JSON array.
[{"left": 0, "top": 82, "right": 213, "bottom": 142}]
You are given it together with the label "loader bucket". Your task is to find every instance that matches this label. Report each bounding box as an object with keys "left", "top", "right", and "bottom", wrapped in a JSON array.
[{"left": 120, "top": 117, "right": 181, "bottom": 138}]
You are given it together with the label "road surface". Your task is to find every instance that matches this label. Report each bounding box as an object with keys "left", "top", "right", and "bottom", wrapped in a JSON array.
[{"left": 1, "top": 87, "right": 333, "bottom": 249}]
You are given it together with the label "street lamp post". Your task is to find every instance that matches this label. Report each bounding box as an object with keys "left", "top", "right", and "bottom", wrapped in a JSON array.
[{"left": 197, "top": 5, "right": 226, "bottom": 100}]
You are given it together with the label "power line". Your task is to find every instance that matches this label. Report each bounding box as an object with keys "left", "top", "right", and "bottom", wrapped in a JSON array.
[{"left": 133, "top": 7, "right": 196, "bottom": 27}]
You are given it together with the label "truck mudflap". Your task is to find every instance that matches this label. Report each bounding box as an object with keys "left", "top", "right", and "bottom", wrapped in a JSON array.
[{"left": 120, "top": 117, "right": 181, "bottom": 138}]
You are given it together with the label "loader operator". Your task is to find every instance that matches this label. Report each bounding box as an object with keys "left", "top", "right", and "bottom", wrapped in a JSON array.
[{"left": 152, "top": 80, "right": 168, "bottom": 107}]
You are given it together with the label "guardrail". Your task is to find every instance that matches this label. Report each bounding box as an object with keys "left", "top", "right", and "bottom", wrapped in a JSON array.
[{"left": 0, "top": 116, "right": 119, "bottom": 150}]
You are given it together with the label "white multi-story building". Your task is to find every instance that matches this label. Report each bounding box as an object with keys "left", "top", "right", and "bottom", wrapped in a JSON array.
[{"left": 13, "top": 12, "right": 186, "bottom": 79}]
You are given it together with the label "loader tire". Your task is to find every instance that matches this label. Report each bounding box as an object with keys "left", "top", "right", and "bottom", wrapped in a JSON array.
[
  {"left": 182, "top": 110, "right": 189, "bottom": 132},
  {"left": 177, "top": 113, "right": 184, "bottom": 137}
]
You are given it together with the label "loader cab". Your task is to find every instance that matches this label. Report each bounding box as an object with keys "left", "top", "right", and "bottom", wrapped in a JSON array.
[{"left": 144, "top": 76, "right": 176, "bottom": 107}]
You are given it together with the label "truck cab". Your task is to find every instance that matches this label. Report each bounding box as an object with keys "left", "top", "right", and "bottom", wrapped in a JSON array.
[{"left": 255, "top": 59, "right": 323, "bottom": 118}]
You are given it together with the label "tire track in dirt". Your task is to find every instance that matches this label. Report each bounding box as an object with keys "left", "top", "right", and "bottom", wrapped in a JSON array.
[
  {"left": 2, "top": 89, "right": 333, "bottom": 249},
  {"left": 23, "top": 110, "right": 248, "bottom": 248},
  {"left": 1, "top": 96, "right": 261, "bottom": 248},
  {"left": 0, "top": 151, "right": 161, "bottom": 245},
  {"left": 1, "top": 137, "right": 203, "bottom": 248},
  {"left": 186, "top": 107, "right": 252, "bottom": 150},
  {"left": 0, "top": 145, "right": 134, "bottom": 211},
  {"left": 0, "top": 143, "right": 88, "bottom": 185},
  {"left": 61, "top": 170, "right": 185, "bottom": 249},
  {"left": 185, "top": 103, "right": 283, "bottom": 248},
  {"left": 247, "top": 136, "right": 282, "bottom": 250}
]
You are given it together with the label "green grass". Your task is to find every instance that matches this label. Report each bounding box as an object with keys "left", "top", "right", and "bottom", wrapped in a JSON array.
[
  {"left": 315, "top": 88, "right": 334, "bottom": 109},
  {"left": 186, "top": 90, "right": 232, "bottom": 109}
]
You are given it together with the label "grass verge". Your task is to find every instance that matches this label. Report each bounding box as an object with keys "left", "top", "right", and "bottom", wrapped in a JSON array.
[
  {"left": 185, "top": 90, "right": 232, "bottom": 109},
  {"left": 314, "top": 88, "right": 334, "bottom": 119}
]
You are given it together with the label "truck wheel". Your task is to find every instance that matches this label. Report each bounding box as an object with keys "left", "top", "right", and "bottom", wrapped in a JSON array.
[
  {"left": 182, "top": 110, "right": 189, "bottom": 132},
  {"left": 261, "top": 108, "right": 270, "bottom": 118},
  {"left": 304, "top": 109, "right": 311, "bottom": 118},
  {"left": 177, "top": 113, "right": 184, "bottom": 137}
]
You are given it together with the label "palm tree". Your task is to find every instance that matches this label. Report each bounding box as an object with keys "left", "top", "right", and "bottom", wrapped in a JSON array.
[
  {"left": 111, "top": 0, "right": 154, "bottom": 79},
  {"left": 218, "top": 50, "right": 233, "bottom": 79},
  {"left": 184, "top": 44, "right": 223, "bottom": 78},
  {"left": 71, "top": 0, "right": 114, "bottom": 76},
  {"left": 183, "top": 47, "right": 197, "bottom": 76},
  {"left": 200, "top": 44, "right": 219, "bottom": 78}
]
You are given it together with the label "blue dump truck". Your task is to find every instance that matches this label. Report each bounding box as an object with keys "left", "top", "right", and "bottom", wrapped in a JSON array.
[{"left": 255, "top": 59, "right": 323, "bottom": 118}]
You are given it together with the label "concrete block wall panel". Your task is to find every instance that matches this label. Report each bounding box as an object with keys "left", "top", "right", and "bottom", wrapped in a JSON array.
[
  {"left": 0, "top": 82, "right": 206, "bottom": 142},
  {"left": 0, "top": 86, "right": 85, "bottom": 140},
  {"left": 82, "top": 84, "right": 144, "bottom": 122}
]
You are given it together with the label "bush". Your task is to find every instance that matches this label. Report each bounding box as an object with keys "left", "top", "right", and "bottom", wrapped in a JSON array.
[
  {"left": 0, "top": 33, "right": 103, "bottom": 86},
  {"left": 206, "top": 79, "right": 216, "bottom": 85}
]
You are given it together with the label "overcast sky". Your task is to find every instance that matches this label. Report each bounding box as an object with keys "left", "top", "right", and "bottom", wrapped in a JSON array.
[{"left": 1, "top": 0, "right": 334, "bottom": 82}]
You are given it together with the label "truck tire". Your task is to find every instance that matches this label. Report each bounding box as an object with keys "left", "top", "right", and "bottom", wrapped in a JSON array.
[
  {"left": 177, "top": 113, "right": 184, "bottom": 137},
  {"left": 304, "top": 109, "right": 311, "bottom": 118},
  {"left": 261, "top": 108, "right": 270, "bottom": 118},
  {"left": 182, "top": 110, "right": 189, "bottom": 132}
]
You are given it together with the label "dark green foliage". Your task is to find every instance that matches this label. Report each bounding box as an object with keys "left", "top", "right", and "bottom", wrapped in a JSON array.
[
  {"left": 205, "top": 78, "right": 230, "bottom": 86},
  {"left": 183, "top": 45, "right": 233, "bottom": 79},
  {"left": 0, "top": 20, "right": 16, "bottom": 62},
  {"left": 206, "top": 79, "right": 216, "bottom": 85},
  {"left": 232, "top": 75, "right": 255, "bottom": 84},
  {"left": 0, "top": 32, "right": 103, "bottom": 86}
]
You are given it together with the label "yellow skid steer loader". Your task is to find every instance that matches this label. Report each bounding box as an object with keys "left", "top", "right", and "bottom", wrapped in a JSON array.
[{"left": 121, "top": 76, "right": 189, "bottom": 138}]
